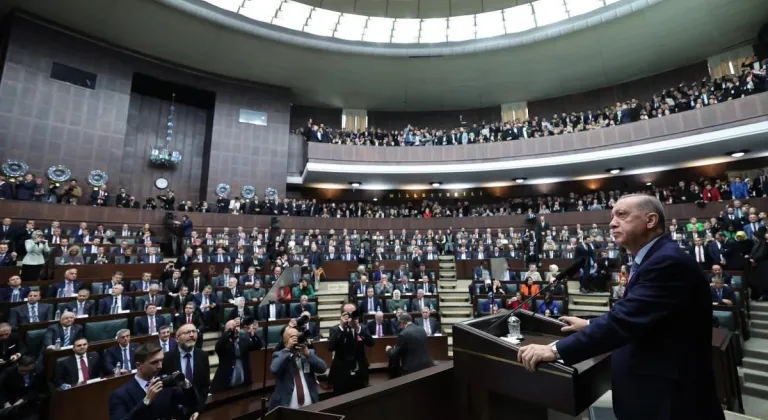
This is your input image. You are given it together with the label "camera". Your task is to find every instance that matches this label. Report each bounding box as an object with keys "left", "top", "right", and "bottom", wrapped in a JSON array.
[
  {"left": 342, "top": 310, "right": 360, "bottom": 321},
  {"left": 159, "top": 371, "right": 186, "bottom": 387}
]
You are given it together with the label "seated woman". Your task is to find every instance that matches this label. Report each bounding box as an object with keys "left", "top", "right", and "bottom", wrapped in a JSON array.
[
  {"left": 292, "top": 278, "right": 316, "bottom": 298},
  {"left": 491, "top": 279, "right": 506, "bottom": 296},
  {"left": 520, "top": 276, "right": 540, "bottom": 297},
  {"left": 536, "top": 293, "right": 560, "bottom": 317},
  {"left": 387, "top": 289, "right": 409, "bottom": 313},
  {"left": 57, "top": 246, "right": 84, "bottom": 266},
  {"left": 544, "top": 264, "right": 565, "bottom": 296},
  {"left": 506, "top": 291, "right": 529, "bottom": 311}
]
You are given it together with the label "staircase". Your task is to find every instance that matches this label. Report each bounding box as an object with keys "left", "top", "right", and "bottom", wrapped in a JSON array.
[
  {"left": 202, "top": 331, "right": 221, "bottom": 381},
  {"left": 437, "top": 255, "right": 472, "bottom": 357},
  {"left": 315, "top": 280, "right": 349, "bottom": 337},
  {"left": 740, "top": 301, "right": 768, "bottom": 417},
  {"left": 566, "top": 280, "right": 611, "bottom": 317}
]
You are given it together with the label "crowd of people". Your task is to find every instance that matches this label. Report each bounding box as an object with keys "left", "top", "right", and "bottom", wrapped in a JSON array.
[{"left": 298, "top": 60, "right": 767, "bottom": 146}]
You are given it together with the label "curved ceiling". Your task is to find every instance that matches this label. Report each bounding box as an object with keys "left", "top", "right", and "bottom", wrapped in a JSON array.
[
  {"left": 291, "top": 0, "right": 540, "bottom": 18},
  {"left": 6, "top": 0, "right": 766, "bottom": 110}
]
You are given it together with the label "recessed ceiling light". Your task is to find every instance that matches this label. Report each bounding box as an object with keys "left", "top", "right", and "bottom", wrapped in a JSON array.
[
  {"left": 349, "top": 182, "right": 361, "bottom": 188},
  {"left": 606, "top": 168, "right": 623, "bottom": 175},
  {"left": 373, "top": 198, "right": 377, "bottom": 201},
  {"left": 729, "top": 150, "right": 748, "bottom": 158},
  {"left": 430, "top": 182, "right": 442, "bottom": 187},
  {"left": 514, "top": 178, "right": 527, "bottom": 183},
  {"left": 646, "top": 182, "right": 653, "bottom": 186}
]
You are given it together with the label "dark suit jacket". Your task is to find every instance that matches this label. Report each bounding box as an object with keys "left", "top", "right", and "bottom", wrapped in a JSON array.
[
  {"left": 103, "top": 343, "right": 138, "bottom": 372},
  {"left": 227, "top": 306, "right": 254, "bottom": 321},
  {"left": 328, "top": 324, "right": 375, "bottom": 389},
  {"left": 0, "top": 365, "right": 47, "bottom": 406},
  {"left": 9, "top": 303, "right": 53, "bottom": 327},
  {"left": 48, "top": 280, "right": 84, "bottom": 298},
  {"left": 0, "top": 287, "right": 29, "bottom": 302},
  {"left": 556, "top": 236, "right": 724, "bottom": 420},
  {"left": 386, "top": 323, "right": 434, "bottom": 375},
  {"left": 108, "top": 373, "right": 200, "bottom": 420},
  {"left": 414, "top": 317, "right": 440, "bottom": 336},
  {"left": 43, "top": 323, "right": 84, "bottom": 348},
  {"left": 0, "top": 253, "right": 15, "bottom": 266},
  {"left": 98, "top": 295, "right": 134, "bottom": 315},
  {"left": 210, "top": 333, "right": 263, "bottom": 393},
  {"left": 164, "top": 277, "right": 184, "bottom": 295},
  {"left": 268, "top": 348, "right": 327, "bottom": 410},
  {"left": 0, "top": 333, "right": 25, "bottom": 361},
  {"left": 221, "top": 287, "right": 243, "bottom": 302},
  {"left": 174, "top": 312, "right": 203, "bottom": 331},
  {"left": 367, "top": 320, "right": 394, "bottom": 336},
  {"left": 54, "top": 352, "right": 102, "bottom": 387},
  {"left": 257, "top": 303, "right": 286, "bottom": 320},
  {"left": 185, "top": 277, "right": 208, "bottom": 294},
  {"left": 711, "top": 286, "right": 736, "bottom": 304},
  {"left": 65, "top": 300, "right": 96, "bottom": 317},
  {"left": 133, "top": 315, "right": 169, "bottom": 335},
  {"left": 161, "top": 348, "right": 210, "bottom": 411},
  {"left": 359, "top": 297, "right": 382, "bottom": 314}
]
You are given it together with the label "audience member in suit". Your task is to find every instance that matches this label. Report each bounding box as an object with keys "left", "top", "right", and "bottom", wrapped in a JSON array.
[
  {"left": 53, "top": 337, "right": 102, "bottom": 387},
  {"left": 9, "top": 289, "right": 53, "bottom": 327},
  {"left": 414, "top": 307, "right": 440, "bottom": 336},
  {"left": 133, "top": 303, "right": 169, "bottom": 336},
  {"left": 359, "top": 288, "right": 382, "bottom": 314},
  {"left": 688, "top": 237, "right": 711, "bottom": 269},
  {"left": 0, "top": 275, "right": 29, "bottom": 302},
  {"left": 47, "top": 268, "right": 82, "bottom": 298},
  {"left": 221, "top": 277, "right": 243, "bottom": 302},
  {"left": 157, "top": 325, "right": 178, "bottom": 353},
  {"left": 410, "top": 289, "right": 435, "bottom": 313},
  {"left": 161, "top": 323, "right": 210, "bottom": 413},
  {"left": 174, "top": 302, "right": 204, "bottom": 344},
  {"left": 291, "top": 295, "right": 314, "bottom": 317},
  {"left": 164, "top": 269, "right": 184, "bottom": 299},
  {"left": 103, "top": 329, "right": 138, "bottom": 374},
  {"left": 130, "top": 273, "right": 158, "bottom": 293},
  {"left": 386, "top": 313, "right": 435, "bottom": 376},
  {"left": 142, "top": 248, "right": 163, "bottom": 264},
  {"left": 518, "top": 195, "right": 725, "bottom": 420},
  {"left": 395, "top": 276, "right": 414, "bottom": 295},
  {"left": 211, "top": 267, "right": 232, "bottom": 288},
  {"left": 707, "top": 233, "right": 731, "bottom": 267},
  {"left": 258, "top": 299, "right": 286, "bottom": 320},
  {"left": 186, "top": 269, "right": 208, "bottom": 294},
  {"left": 108, "top": 342, "right": 201, "bottom": 420},
  {"left": 415, "top": 277, "right": 436, "bottom": 294},
  {"left": 227, "top": 297, "right": 255, "bottom": 321},
  {"left": 114, "top": 248, "right": 137, "bottom": 264},
  {"left": 709, "top": 264, "right": 733, "bottom": 286},
  {"left": 367, "top": 311, "right": 393, "bottom": 337},
  {"left": 137, "top": 284, "right": 165, "bottom": 310},
  {"left": 194, "top": 285, "right": 219, "bottom": 329},
  {"left": 210, "top": 319, "right": 263, "bottom": 393},
  {"left": 238, "top": 267, "right": 260, "bottom": 287},
  {"left": 268, "top": 326, "right": 328, "bottom": 410},
  {"left": 0, "top": 242, "right": 17, "bottom": 266},
  {"left": 0, "top": 323, "right": 25, "bottom": 370},
  {"left": 43, "top": 311, "right": 84, "bottom": 349},
  {"left": 98, "top": 284, "right": 133, "bottom": 315},
  {"left": 65, "top": 288, "right": 96, "bottom": 317},
  {"left": 328, "top": 303, "right": 374, "bottom": 396},
  {"left": 171, "top": 286, "right": 195, "bottom": 314},
  {"left": 711, "top": 277, "right": 736, "bottom": 305},
  {"left": 0, "top": 354, "right": 48, "bottom": 414}
]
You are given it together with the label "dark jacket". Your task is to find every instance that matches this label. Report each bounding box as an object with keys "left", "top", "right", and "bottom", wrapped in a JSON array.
[
  {"left": 386, "top": 323, "right": 434, "bottom": 375},
  {"left": 210, "top": 332, "right": 263, "bottom": 393}
]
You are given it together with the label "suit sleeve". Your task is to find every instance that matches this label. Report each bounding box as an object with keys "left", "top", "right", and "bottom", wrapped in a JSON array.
[
  {"left": 307, "top": 350, "right": 328, "bottom": 373},
  {"left": 358, "top": 327, "right": 375, "bottom": 347},
  {"left": 108, "top": 390, "right": 152, "bottom": 420},
  {"left": 556, "top": 258, "right": 690, "bottom": 365},
  {"left": 270, "top": 348, "right": 293, "bottom": 376}
]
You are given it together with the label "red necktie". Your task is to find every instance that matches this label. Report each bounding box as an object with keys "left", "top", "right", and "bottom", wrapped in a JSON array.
[
  {"left": 187, "top": 315, "right": 191, "bottom": 324},
  {"left": 79, "top": 356, "right": 90, "bottom": 383},
  {"left": 292, "top": 364, "right": 305, "bottom": 405}
]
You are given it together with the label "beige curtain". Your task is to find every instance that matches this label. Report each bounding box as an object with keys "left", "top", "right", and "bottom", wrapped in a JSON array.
[
  {"left": 342, "top": 109, "right": 367, "bottom": 132},
  {"left": 708, "top": 45, "right": 756, "bottom": 79},
  {"left": 501, "top": 102, "right": 528, "bottom": 122}
]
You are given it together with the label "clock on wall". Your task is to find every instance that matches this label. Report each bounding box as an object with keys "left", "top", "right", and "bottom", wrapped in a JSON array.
[{"left": 154, "top": 177, "right": 169, "bottom": 190}]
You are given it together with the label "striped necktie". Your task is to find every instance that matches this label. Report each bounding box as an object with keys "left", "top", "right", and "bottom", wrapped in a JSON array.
[{"left": 63, "top": 327, "right": 70, "bottom": 346}]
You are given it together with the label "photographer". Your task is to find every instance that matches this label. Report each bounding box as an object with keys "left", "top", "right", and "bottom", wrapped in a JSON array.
[
  {"left": 108, "top": 342, "right": 200, "bottom": 420},
  {"left": 328, "top": 303, "right": 374, "bottom": 396},
  {"left": 21, "top": 230, "right": 49, "bottom": 282},
  {"left": 268, "top": 327, "right": 327, "bottom": 410},
  {"left": 210, "top": 319, "right": 262, "bottom": 393}
]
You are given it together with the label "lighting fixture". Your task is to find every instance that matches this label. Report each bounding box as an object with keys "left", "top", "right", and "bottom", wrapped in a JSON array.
[
  {"left": 514, "top": 178, "right": 527, "bottom": 183},
  {"left": 430, "top": 182, "right": 442, "bottom": 187},
  {"left": 349, "top": 182, "right": 361, "bottom": 188},
  {"left": 727, "top": 150, "right": 748, "bottom": 158},
  {"left": 373, "top": 198, "right": 378, "bottom": 201},
  {"left": 606, "top": 168, "right": 623, "bottom": 175},
  {"left": 646, "top": 182, "right": 652, "bottom": 186}
]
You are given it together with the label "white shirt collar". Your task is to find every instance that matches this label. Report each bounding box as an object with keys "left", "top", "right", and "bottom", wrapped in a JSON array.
[{"left": 134, "top": 374, "right": 150, "bottom": 393}]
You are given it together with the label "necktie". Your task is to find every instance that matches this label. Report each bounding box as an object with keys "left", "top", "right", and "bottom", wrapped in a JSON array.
[
  {"left": 150, "top": 295, "right": 155, "bottom": 305},
  {"left": 369, "top": 298, "right": 373, "bottom": 311},
  {"left": 218, "top": 255, "right": 222, "bottom": 263},
  {"left": 79, "top": 356, "right": 90, "bottom": 383},
  {"left": 718, "top": 289, "right": 723, "bottom": 300},
  {"left": 195, "top": 279, "right": 199, "bottom": 293},
  {"left": 123, "top": 348, "right": 129, "bottom": 369},
  {"left": 66, "top": 282, "right": 72, "bottom": 295},
  {"left": 424, "top": 319, "right": 431, "bottom": 335},
  {"left": 63, "top": 327, "right": 70, "bottom": 345},
  {"left": 30, "top": 305, "right": 39, "bottom": 322},
  {"left": 187, "top": 314, "right": 191, "bottom": 324},
  {"left": 292, "top": 363, "right": 306, "bottom": 405},
  {"left": 11, "top": 290, "right": 18, "bottom": 302},
  {"left": 162, "top": 342, "right": 168, "bottom": 352},
  {"left": 184, "top": 353, "right": 193, "bottom": 379},
  {"left": 78, "top": 302, "right": 84, "bottom": 316},
  {"left": 149, "top": 316, "right": 155, "bottom": 334},
  {"left": 377, "top": 324, "right": 382, "bottom": 337},
  {"left": 697, "top": 247, "right": 703, "bottom": 262},
  {"left": 112, "top": 297, "right": 118, "bottom": 314}
]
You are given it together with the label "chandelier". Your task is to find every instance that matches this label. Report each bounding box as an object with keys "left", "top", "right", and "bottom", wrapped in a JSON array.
[{"left": 149, "top": 93, "right": 182, "bottom": 167}]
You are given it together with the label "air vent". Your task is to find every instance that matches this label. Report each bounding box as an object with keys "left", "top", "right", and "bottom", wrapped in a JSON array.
[{"left": 50, "top": 62, "right": 97, "bottom": 90}]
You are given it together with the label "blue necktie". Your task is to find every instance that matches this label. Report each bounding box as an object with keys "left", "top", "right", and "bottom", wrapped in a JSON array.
[
  {"left": 123, "top": 348, "right": 129, "bottom": 369},
  {"left": 63, "top": 327, "right": 70, "bottom": 346}
]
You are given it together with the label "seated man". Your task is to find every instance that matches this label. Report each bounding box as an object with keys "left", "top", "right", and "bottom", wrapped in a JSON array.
[
  {"left": 411, "top": 289, "right": 436, "bottom": 313},
  {"left": 43, "top": 311, "right": 83, "bottom": 350},
  {"left": 711, "top": 277, "right": 736, "bottom": 306},
  {"left": 100, "top": 272, "right": 125, "bottom": 295},
  {"left": 157, "top": 325, "right": 177, "bottom": 353},
  {"left": 9, "top": 288, "right": 53, "bottom": 327},
  {"left": 414, "top": 307, "right": 440, "bottom": 336},
  {"left": 170, "top": 285, "right": 193, "bottom": 314},
  {"left": 103, "top": 329, "right": 137, "bottom": 374},
  {"left": 131, "top": 272, "right": 158, "bottom": 293},
  {"left": 98, "top": 284, "right": 133, "bottom": 315},
  {"left": 0, "top": 275, "right": 29, "bottom": 302},
  {"left": 239, "top": 267, "right": 260, "bottom": 287},
  {"left": 48, "top": 268, "right": 82, "bottom": 298},
  {"left": 258, "top": 298, "right": 286, "bottom": 320},
  {"left": 374, "top": 276, "right": 393, "bottom": 295},
  {"left": 360, "top": 288, "right": 382, "bottom": 314},
  {"left": 53, "top": 337, "right": 102, "bottom": 387},
  {"left": 536, "top": 293, "right": 560, "bottom": 317},
  {"left": 194, "top": 285, "right": 219, "bottom": 329},
  {"left": 416, "top": 275, "right": 435, "bottom": 295},
  {"left": 472, "top": 262, "right": 490, "bottom": 282},
  {"left": 228, "top": 297, "right": 255, "bottom": 321},
  {"left": 212, "top": 266, "right": 233, "bottom": 287},
  {"left": 141, "top": 247, "right": 162, "bottom": 264},
  {"left": 115, "top": 247, "right": 137, "bottom": 264},
  {"left": 134, "top": 303, "right": 168, "bottom": 336},
  {"left": 292, "top": 295, "right": 313, "bottom": 318},
  {"left": 395, "top": 275, "right": 414, "bottom": 295},
  {"left": 367, "top": 311, "right": 393, "bottom": 337},
  {"left": 0, "top": 354, "right": 47, "bottom": 412},
  {"left": 709, "top": 264, "right": 733, "bottom": 285},
  {"left": 139, "top": 283, "right": 165, "bottom": 310},
  {"left": 174, "top": 302, "right": 203, "bottom": 335},
  {"left": 222, "top": 277, "right": 242, "bottom": 303}
]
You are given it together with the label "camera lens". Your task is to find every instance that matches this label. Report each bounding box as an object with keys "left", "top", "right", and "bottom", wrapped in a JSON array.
[{"left": 160, "top": 372, "right": 186, "bottom": 387}]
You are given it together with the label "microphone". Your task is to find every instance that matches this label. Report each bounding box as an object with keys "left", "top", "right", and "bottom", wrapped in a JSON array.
[{"left": 484, "top": 258, "right": 585, "bottom": 334}]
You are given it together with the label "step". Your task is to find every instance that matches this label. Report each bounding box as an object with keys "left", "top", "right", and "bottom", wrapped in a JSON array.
[
  {"left": 569, "top": 304, "right": 611, "bottom": 312},
  {"left": 442, "top": 325, "right": 452, "bottom": 335},
  {"left": 744, "top": 369, "right": 768, "bottom": 387},
  {"left": 317, "top": 294, "right": 347, "bottom": 304},
  {"left": 751, "top": 301, "right": 768, "bottom": 313},
  {"left": 439, "top": 262, "right": 456, "bottom": 269},
  {"left": 440, "top": 293, "right": 467, "bottom": 302},
  {"left": 448, "top": 349, "right": 453, "bottom": 358},
  {"left": 440, "top": 270, "right": 456, "bottom": 277},
  {"left": 438, "top": 301, "right": 471, "bottom": 308},
  {"left": 743, "top": 339, "right": 768, "bottom": 360},
  {"left": 752, "top": 312, "right": 768, "bottom": 322},
  {"left": 203, "top": 331, "right": 221, "bottom": 340},
  {"left": 752, "top": 320, "right": 768, "bottom": 330},
  {"left": 202, "top": 342, "right": 216, "bottom": 353},
  {"left": 569, "top": 289, "right": 611, "bottom": 297},
  {"left": 743, "top": 357, "right": 768, "bottom": 374},
  {"left": 316, "top": 281, "right": 349, "bottom": 294},
  {"left": 752, "top": 329, "right": 768, "bottom": 340},
  {"left": 320, "top": 320, "right": 339, "bottom": 328},
  {"left": 440, "top": 308, "right": 472, "bottom": 317},
  {"left": 448, "top": 336, "right": 453, "bottom": 346},
  {"left": 208, "top": 354, "right": 219, "bottom": 368},
  {"left": 438, "top": 256, "right": 454, "bottom": 261},
  {"left": 320, "top": 327, "right": 330, "bottom": 337},
  {"left": 455, "top": 279, "right": 474, "bottom": 288},
  {"left": 743, "top": 382, "right": 768, "bottom": 400},
  {"left": 441, "top": 317, "right": 470, "bottom": 325},
  {"left": 571, "top": 296, "right": 610, "bottom": 306},
  {"left": 318, "top": 309, "right": 340, "bottom": 319}
]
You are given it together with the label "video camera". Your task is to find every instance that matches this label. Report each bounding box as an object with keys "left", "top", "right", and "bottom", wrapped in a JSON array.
[
  {"left": 294, "top": 314, "right": 312, "bottom": 347},
  {"left": 158, "top": 371, "right": 186, "bottom": 388}
]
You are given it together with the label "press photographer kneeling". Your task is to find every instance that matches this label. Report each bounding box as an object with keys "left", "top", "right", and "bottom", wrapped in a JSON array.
[
  {"left": 108, "top": 342, "right": 201, "bottom": 420},
  {"left": 268, "top": 326, "right": 327, "bottom": 410}
]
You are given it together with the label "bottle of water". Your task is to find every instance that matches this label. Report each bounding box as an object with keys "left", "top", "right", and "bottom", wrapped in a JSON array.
[
  {"left": 54, "top": 309, "right": 61, "bottom": 320},
  {"left": 55, "top": 338, "right": 61, "bottom": 350},
  {"left": 114, "top": 362, "right": 122, "bottom": 376}
]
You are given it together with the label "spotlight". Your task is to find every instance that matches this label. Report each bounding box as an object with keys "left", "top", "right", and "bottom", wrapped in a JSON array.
[
  {"left": 373, "top": 198, "right": 378, "bottom": 201},
  {"left": 646, "top": 182, "right": 652, "bottom": 186},
  {"left": 430, "top": 182, "right": 442, "bottom": 188},
  {"left": 514, "top": 178, "right": 527, "bottom": 183},
  {"left": 606, "top": 168, "right": 623, "bottom": 175},
  {"left": 349, "top": 182, "right": 361, "bottom": 188},
  {"left": 727, "top": 150, "right": 748, "bottom": 158}
]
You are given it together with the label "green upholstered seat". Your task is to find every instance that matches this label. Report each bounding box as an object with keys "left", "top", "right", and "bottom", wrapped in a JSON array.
[
  {"left": 85, "top": 318, "right": 129, "bottom": 342},
  {"left": 25, "top": 329, "right": 47, "bottom": 355},
  {"left": 505, "top": 283, "right": 519, "bottom": 294},
  {"left": 90, "top": 282, "right": 103, "bottom": 295},
  {"left": 713, "top": 310, "right": 735, "bottom": 331},
  {"left": 731, "top": 276, "right": 743, "bottom": 287}
]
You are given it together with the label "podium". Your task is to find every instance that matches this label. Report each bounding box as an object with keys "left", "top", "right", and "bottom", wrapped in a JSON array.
[{"left": 452, "top": 311, "right": 611, "bottom": 420}]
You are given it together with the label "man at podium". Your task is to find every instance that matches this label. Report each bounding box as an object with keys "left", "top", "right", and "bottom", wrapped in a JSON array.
[{"left": 518, "top": 194, "right": 724, "bottom": 420}]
